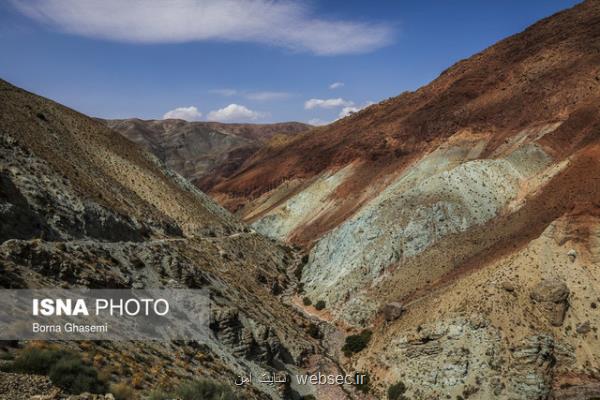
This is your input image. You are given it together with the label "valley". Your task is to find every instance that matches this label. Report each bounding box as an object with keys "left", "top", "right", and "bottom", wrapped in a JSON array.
[{"left": 2, "top": 1, "right": 600, "bottom": 399}]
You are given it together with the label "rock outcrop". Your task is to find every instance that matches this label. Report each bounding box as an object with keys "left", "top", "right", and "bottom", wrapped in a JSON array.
[
  {"left": 530, "top": 279, "right": 570, "bottom": 326},
  {"left": 382, "top": 302, "right": 405, "bottom": 322},
  {"left": 0, "top": 372, "right": 60, "bottom": 400},
  {"left": 510, "top": 335, "right": 575, "bottom": 399}
]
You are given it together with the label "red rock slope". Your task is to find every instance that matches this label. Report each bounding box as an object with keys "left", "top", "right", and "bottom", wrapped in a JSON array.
[{"left": 212, "top": 0, "right": 600, "bottom": 246}]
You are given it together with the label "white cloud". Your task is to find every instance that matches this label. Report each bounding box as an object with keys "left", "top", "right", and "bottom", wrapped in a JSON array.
[
  {"left": 163, "top": 106, "right": 202, "bottom": 121},
  {"left": 304, "top": 98, "right": 354, "bottom": 110},
  {"left": 329, "top": 82, "right": 344, "bottom": 89},
  {"left": 338, "top": 106, "right": 360, "bottom": 118},
  {"left": 307, "top": 118, "right": 330, "bottom": 126},
  {"left": 245, "top": 91, "right": 290, "bottom": 101},
  {"left": 12, "top": 0, "right": 394, "bottom": 55},
  {"left": 207, "top": 104, "right": 263, "bottom": 122},
  {"left": 338, "top": 101, "right": 374, "bottom": 118},
  {"left": 209, "top": 88, "right": 237, "bottom": 96}
]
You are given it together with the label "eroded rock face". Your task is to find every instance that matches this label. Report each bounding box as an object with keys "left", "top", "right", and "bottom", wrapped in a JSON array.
[
  {"left": 301, "top": 142, "right": 553, "bottom": 324},
  {"left": 379, "top": 316, "right": 506, "bottom": 398},
  {"left": 530, "top": 279, "right": 570, "bottom": 326},
  {"left": 0, "top": 230, "right": 320, "bottom": 400},
  {"left": 210, "top": 307, "right": 294, "bottom": 365},
  {"left": 0, "top": 172, "right": 58, "bottom": 243},
  {"left": 0, "top": 134, "right": 174, "bottom": 243},
  {"left": 509, "top": 335, "right": 575, "bottom": 399},
  {"left": 378, "top": 316, "right": 577, "bottom": 400},
  {"left": 549, "top": 383, "right": 600, "bottom": 400},
  {"left": 250, "top": 164, "right": 357, "bottom": 240}
]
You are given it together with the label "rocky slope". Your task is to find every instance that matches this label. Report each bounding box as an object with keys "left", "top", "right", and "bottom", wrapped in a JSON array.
[
  {"left": 103, "top": 118, "right": 309, "bottom": 193},
  {"left": 210, "top": 1, "right": 600, "bottom": 398},
  {"left": 0, "top": 79, "right": 346, "bottom": 400},
  {"left": 0, "top": 371, "right": 117, "bottom": 400}
]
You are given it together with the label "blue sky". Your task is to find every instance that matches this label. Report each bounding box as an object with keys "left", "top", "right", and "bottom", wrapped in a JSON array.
[{"left": 0, "top": 0, "right": 580, "bottom": 124}]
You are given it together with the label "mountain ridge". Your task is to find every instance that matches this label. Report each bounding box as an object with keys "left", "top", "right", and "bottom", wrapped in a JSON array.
[
  {"left": 104, "top": 118, "right": 310, "bottom": 193},
  {"left": 211, "top": 0, "right": 600, "bottom": 242}
]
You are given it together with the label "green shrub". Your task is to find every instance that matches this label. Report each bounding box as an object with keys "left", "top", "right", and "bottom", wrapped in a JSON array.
[
  {"left": 354, "top": 372, "right": 370, "bottom": 394},
  {"left": 301, "top": 396, "right": 317, "bottom": 400},
  {"left": 342, "top": 330, "right": 372, "bottom": 357},
  {"left": 175, "top": 379, "right": 237, "bottom": 400},
  {"left": 302, "top": 297, "right": 312, "bottom": 306},
  {"left": 2, "top": 346, "right": 107, "bottom": 395},
  {"left": 306, "top": 323, "right": 320, "bottom": 339},
  {"left": 1, "top": 347, "right": 65, "bottom": 375},
  {"left": 314, "top": 300, "right": 326, "bottom": 310},
  {"left": 388, "top": 381, "right": 407, "bottom": 400},
  {"left": 48, "top": 356, "right": 107, "bottom": 394}
]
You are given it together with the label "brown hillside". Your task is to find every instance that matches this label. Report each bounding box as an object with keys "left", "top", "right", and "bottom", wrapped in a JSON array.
[
  {"left": 104, "top": 118, "right": 310, "bottom": 192},
  {"left": 213, "top": 0, "right": 600, "bottom": 235}
]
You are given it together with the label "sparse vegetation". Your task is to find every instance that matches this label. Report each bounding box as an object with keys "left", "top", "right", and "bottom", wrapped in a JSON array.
[
  {"left": 0, "top": 346, "right": 66, "bottom": 375},
  {"left": 342, "top": 329, "right": 372, "bottom": 357},
  {"left": 388, "top": 380, "right": 408, "bottom": 400},
  {"left": 149, "top": 379, "right": 237, "bottom": 400},
  {"left": 176, "top": 379, "right": 236, "bottom": 400},
  {"left": 48, "top": 355, "right": 108, "bottom": 394},
  {"left": 148, "top": 390, "right": 171, "bottom": 400},
  {"left": 315, "top": 300, "right": 326, "bottom": 310},
  {"left": 1, "top": 346, "right": 107, "bottom": 395}
]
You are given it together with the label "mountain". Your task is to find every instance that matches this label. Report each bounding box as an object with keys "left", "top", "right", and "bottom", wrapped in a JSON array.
[
  {"left": 103, "top": 118, "right": 310, "bottom": 192},
  {"left": 211, "top": 1, "right": 600, "bottom": 399},
  {"left": 0, "top": 79, "right": 343, "bottom": 400}
]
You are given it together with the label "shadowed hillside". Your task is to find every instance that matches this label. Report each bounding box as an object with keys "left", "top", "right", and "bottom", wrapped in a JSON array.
[{"left": 0, "top": 79, "right": 343, "bottom": 400}]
